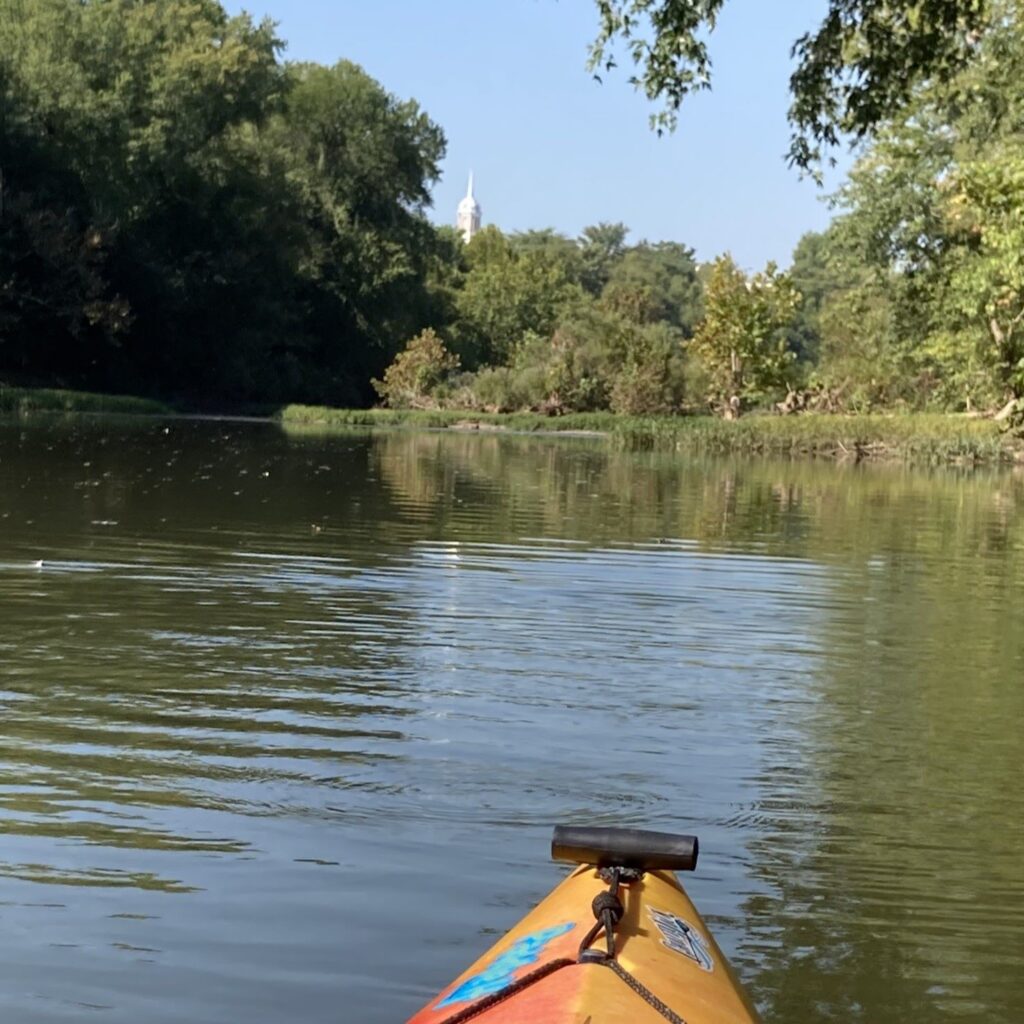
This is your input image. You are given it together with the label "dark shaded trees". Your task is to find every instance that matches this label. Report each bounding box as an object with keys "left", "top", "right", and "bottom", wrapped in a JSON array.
[{"left": 0, "top": 0, "right": 446, "bottom": 406}]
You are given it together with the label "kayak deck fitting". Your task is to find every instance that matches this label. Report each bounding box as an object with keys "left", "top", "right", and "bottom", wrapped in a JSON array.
[{"left": 407, "top": 826, "right": 763, "bottom": 1024}]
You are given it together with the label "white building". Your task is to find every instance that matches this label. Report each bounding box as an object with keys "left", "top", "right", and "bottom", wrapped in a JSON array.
[{"left": 456, "top": 172, "right": 481, "bottom": 244}]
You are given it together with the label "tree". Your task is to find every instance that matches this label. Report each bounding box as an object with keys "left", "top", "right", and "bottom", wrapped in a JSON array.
[
  {"left": 787, "top": 230, "right": 844, "bottom": 364},
  {"left": 453, "top": 226, "right": 583, "bottom": 366},
  {"left": 602, "top": 240, "right": 702, "bottom": 334},
  {"left": 0, "top": 0, "right": 282, "bottom": 213},
  {"left": 814, "top": 5, "right": 1024, "bottom": 409},
  {"left": 608, "top": 321, "right": 684, "bottom": 414},
  {"left": 270, "top": 60, "right": 446, "bottom": 400},
  {"left": 578, "top": 222, "right": 629, "bottom": 295},
  {"left": 0, "top": 0, "right": 289, "bottom": 398},
  {"left": 943, "top": 152, "right": 1024, "bottom": 398},
  {"left": 0, "top": 3, "right": 448, "bottom": 406},
  {"left": 815, "top": 275, "right": 912, "bottom": 410},
  {"left": 691, "top": 256, "right": 800, "bottom": 414},
  {"left": 0, "top": 52, "right": 129, "bottom": 379},
  {"left": 509, "top": 229, "right": 584, "bottom": 284},
  {"left": 372, "top": 328, "right": 459, "bottom": 408},
  {"left": 586, "top": 0, "right": 991, "bottom": 169}
]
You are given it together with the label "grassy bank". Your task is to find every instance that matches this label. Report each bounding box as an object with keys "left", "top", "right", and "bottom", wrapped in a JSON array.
[
  {"left": 2, "top": 388, "right": 1016, "bottom": 464},
  {"left": 0, "top": 385, "right": 172, "bottom": 416},
  {"left": 280, "top": 405, "right": 1020, "bottom": 463},
  {"left": 279, "top": 405, "right": 625, "bottom": 434}
]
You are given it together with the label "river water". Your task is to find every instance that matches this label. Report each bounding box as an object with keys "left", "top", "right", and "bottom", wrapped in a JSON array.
[{"left": 0, "top": 416, "right": 1021, "bottom": 1023}]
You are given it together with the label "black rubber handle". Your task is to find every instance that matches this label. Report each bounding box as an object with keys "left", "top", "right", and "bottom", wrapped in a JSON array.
[{"left": 551, "top": 825, "right": 699, "bottom": 872}]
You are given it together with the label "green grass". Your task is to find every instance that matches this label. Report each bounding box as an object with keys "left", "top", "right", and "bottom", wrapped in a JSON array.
[
  {"left": 280, "top": 405, "right": 1019, "bottom": 463},
  {"left": 279, "top": 404, "right": 622, "bottom": 433},
  {"left": 618, "top": 412, "right": 1011, "bottom": 461},
  {"left": 0, "top": 385, "right": 172, "bottom": 416},
  {"left": 3, "top": 392, "right": 1012, "bottom": 464}
]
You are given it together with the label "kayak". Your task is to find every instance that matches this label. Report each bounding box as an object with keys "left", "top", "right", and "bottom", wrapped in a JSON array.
[{"left": 407, "top": 826, "right": 762, "bottom": 1024}]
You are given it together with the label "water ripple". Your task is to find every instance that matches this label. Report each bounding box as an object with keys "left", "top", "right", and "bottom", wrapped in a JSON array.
[{"left": 0, "top": 419, "right": 1021, "bottom": 1023}]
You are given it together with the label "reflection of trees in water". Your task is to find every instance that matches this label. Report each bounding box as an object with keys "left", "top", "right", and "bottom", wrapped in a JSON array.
[
  {"left": 0, "top": 863, "right": 200, "bottom": 894},
  {"left": 0, "top": 541, "right": 419, "bottom": 874},
  {"left": 373, "top": 430, "right": 1024, "bottom": 1022},
  {"left": 730, "top": 474, "right": 1024, "bottom": 1022},
  {"left": 3, "top": 418, "right": 1022, "bottom": 1001},
  {"left": 370, "top": 429, "right": 806, "bottom": 546},
  {"left": 0, "top": 420, "right": 427, "bottom": 886},
  {"left": 371, "top": 429, "right": 1024, "bottom": 556}
]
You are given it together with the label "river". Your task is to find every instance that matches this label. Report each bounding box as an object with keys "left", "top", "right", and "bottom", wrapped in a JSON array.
[{"left": 0, "top": 416, "right": 1021, "bottom": 1023}]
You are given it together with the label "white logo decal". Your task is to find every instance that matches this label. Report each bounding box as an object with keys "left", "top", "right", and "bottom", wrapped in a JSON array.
[{"left": 648, "top": 908, "right": 715, "bottom": 972}]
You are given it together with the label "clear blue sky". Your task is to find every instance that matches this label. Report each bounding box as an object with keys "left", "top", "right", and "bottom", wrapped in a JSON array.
[{"left": 226, "top": 0, "right": 848, "bottom": 269}]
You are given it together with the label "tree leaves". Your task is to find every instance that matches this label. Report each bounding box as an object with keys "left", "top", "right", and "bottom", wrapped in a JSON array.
[
  {"left": 0, "top": 2, "right": 447, "bottom": 405},
  {"left": 690, "top": 256, "right": 800, "bottom": 412},
  {"left": 587, "top": 0, "right": 991, "bottom": 168},
  {"left": 818, "top": 5, "right": 1024, "bottom": 405},
  {"left": 587, "top": 0, "right": 724, "bottom": 135}
]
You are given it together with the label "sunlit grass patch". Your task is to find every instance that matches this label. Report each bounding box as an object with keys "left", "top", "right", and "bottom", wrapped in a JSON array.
[
  {"left": 0, "top": 386, "right": 171, "bottom": 416},
  {"left": 279, "top": 405, "right": 1017, "bottom": 464}
]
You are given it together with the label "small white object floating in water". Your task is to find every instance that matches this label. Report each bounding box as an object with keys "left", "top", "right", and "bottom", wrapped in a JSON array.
[{"left": 31, "top": 560, "right": 44, "bottom": 569}]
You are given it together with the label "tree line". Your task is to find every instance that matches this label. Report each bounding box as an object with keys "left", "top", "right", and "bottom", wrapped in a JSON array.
[
  {"left": 2, "top": 0, "right": 1021, "bottom": 418},
  {"left": 0, "top": 0, "right": 445, "bottom": 407}
]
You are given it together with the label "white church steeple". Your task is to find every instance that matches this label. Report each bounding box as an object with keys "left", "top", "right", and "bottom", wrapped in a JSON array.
[{"left": 456, "top": 171, "right": 481, "bottom": 244}]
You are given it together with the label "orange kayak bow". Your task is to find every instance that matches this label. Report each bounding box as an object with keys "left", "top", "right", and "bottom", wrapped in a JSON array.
[{"left": 407, "top": 826, "right": 762, "bottom": 1024}]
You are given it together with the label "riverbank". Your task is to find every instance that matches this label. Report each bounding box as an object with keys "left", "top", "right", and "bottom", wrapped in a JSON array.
[
  {"left": 2, "top": 387, "right": 1019, "bottom": 464},
  {"left": 279, "top": 404, "right": 1020, "bottom": 464},
  {"left": 0, "top": 385, "right": 172, "bottom": 416}
]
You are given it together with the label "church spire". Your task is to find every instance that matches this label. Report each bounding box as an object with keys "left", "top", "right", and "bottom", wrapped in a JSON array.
[{"left": 456, "top": 170, "right": 482, "bottom": 244}]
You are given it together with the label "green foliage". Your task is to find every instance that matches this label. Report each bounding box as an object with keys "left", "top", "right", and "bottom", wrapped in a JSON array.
[
  {"left": 3, "top": 0, "right": 1017, "bottom": 424},
  {"left": 608, "top": 322, "right": 685, "bottom": 414},
  {"left": 509, "top": 229, "right": 585, "bottom": 283},
  {"left": 602, "top": 241, "right": 702, "bottom": 333},
  {"left": 586, "top": 0, "right": 991, "bottom": 169},
  {"left": 815, "top": 6, "right": 1024, "bottom": 410},
  {"left": 0, "top": 0, "right": 284, "bottom": 390},
  {"left": 440, "top": 223, "right": 690, "bottom": 417},
  {"left": 1, "top": 0, "right": 282, "bottom": 209},
  {"left": 275, "top": 60, "right": 445, "bottom": 361},
  {"left": 786, "top": 225, "right": 934, "bottom": 410},
  {"left": 691, "top": 256, "right": 801, "bottom": 413},
  {"left": 435, "top": 301, "right": 686, "bottom": 417},
  {"left": 943, "top": 152, "right": 1024, "bottom": 394},
  {"left": 787, "top": 231, "right": 840, "bottom": 363},
  {"left": 538, "top": 307, "right": 686, "bottom": 414},
  {"left": 460, "top": 365, "right": 534, "bottom": 413},
  {"left": 814, "top": 277, "right": 915, "bottom": 410},
  {"left": 372, "top": 329, "right": 459, "bottom": 409},
  {"left": 0, "top": 0, "right": 445, "bottom": 406},
  {"left": 452, "top": 227, "right": 584, "bottom": 366},
  {"left": 578, "top": 222, "right": 629, "bottom": 295},
  {"left": 542, "top": 324, "right": 613, "bottom": 413}
]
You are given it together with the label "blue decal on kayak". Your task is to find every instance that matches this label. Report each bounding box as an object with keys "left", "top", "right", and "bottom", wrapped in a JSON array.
[{"left": 436, "top": 921, "right": 575, "bottom": 1007}]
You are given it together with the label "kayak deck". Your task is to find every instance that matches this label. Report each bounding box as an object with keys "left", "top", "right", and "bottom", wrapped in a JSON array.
[{"left": 408, "top": 863, "right": 761, "bottom": 1024}]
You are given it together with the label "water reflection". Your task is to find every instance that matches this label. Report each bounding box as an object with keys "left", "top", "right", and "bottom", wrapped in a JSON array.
[{"left": 0, "top": 417, "right": 1021, "bottom": 1023}]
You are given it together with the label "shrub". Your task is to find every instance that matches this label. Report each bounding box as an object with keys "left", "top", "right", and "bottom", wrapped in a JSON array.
[
  {"left": 372, "top": 329, "right": 459, "bottom": 408},
  {"left": 466, "top": 366, "right": 544, "bottom": 412},
  {"left": 609, "top": 323, "right": 685, "bottom": 415},
  {"left": 544, "top": 327, "right": 610, "bottom": 413}
]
